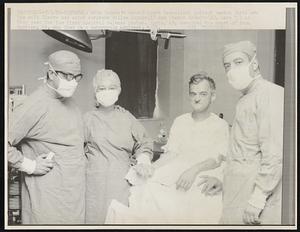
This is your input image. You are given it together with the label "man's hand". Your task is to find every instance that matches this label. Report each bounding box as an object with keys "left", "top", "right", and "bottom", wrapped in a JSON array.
[
  {"left": 33, "top": 154, "right": 55, "bottom": 175},
  {"left": 176, "top": 167, "right": 198, "bottom": 191},
  {"left": 243, "top": 203, "right": 262, "bottom": 225},
  {"left": 197, "top": 175, "right": 222, "bottom": 196},
  {"left": 134, "top": 163, "right": 154, "bottom": 178}
]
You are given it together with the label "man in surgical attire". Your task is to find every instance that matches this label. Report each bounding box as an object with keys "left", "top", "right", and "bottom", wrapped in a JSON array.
[
  {"left": 8, "top": 50, "right": 86, "bottom": 224},
  {"left": 203, "top": 41, "right": 284, "bottom": 225}
]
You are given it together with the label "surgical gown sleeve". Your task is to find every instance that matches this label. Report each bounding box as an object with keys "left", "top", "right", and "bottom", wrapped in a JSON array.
[
  {"left": 129, "top": 113, "right": 153, "bottom": 161},
  {"left": 83, "top": 113, "right": 91, "bottom": 154},
  {"left": 8, "top": 98, "right": 47, "bottom": 169},
  {"left": 248, "top": 87, "right": 284, "bottom": 209}
]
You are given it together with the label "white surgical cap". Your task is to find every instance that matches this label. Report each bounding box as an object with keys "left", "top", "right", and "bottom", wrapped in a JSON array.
[
  {"left": 93, "top": 69, "right": 121, "bottom": 90},
  {"left": 47, "top": 50, "right": 81, "bottom": 74},
  {"left": 223, "top": 40, "right": 257, "bottom": 59}
]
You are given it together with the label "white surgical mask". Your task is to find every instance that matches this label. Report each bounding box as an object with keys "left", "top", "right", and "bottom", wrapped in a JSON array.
[
  {"left": 55, "top": 77, "right": 78, "bottom": 97},
  {"left": 227, "top": 55, "right": 257, "bottom": 90},
  {"left": 96, "top": 89, "right": 119, "bottom": 107},
  {"left": 46, "top": 63, "right": 78, "bottom": 98}
]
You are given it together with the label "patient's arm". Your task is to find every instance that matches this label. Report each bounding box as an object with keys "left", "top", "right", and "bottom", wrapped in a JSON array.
[
  {"left": 176, "top": 157, "right": 223, "bottom": 191},
  {"left": 191, "top": 158, "right": 221, "bottom": 174}
]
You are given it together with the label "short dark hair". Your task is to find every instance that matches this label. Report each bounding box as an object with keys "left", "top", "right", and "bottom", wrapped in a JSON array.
[{"left": 189, "top": 72, "right": 216, "bottom": 91}]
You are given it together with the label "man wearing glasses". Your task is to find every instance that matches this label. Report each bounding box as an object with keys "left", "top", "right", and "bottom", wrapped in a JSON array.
[{"left": 8, "top": 50, "right": 86, "bottom": 224}]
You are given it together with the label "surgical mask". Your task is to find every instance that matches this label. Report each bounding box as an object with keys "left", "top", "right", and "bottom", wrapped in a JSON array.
[
  {"left": 46, "top": 63, "right": 78, "bottom": 98},
  {"left": 54, "top": 77, "right": 78, "bottom": 98},
  {"left": 226, "top": 55, "right": 257, "bottom": 90},
  {"left": 96, "top": 89, "right": 119, "bottom": 107}
]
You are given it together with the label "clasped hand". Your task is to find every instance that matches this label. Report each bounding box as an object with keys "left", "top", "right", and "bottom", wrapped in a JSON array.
[
  {"left": 33, "top": 154, "right": 55, "bottom": 175},
  {"left": 197, "top": 175, "right": 222, "bottom": 196},
  {"left": 134, "top": 163, "right": 154, "bottom": 179},
  {"left": 243, "top": 203, "right": 262, "bottom": 225}
]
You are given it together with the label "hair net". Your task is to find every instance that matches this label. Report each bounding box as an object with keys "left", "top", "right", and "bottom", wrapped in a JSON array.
[
  {"left": 223, "top": 40, "right": 257, "bottom": 59},
  {"left": 93, "top": 69, "right": 121, "bottom": 91},
  {"left": 47, "top": 50, "right": 81, "bottom": 74}
]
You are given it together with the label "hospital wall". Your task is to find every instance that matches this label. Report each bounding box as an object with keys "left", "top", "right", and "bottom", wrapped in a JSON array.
[
  {"left": 8, "top": 30, "right": 105, "bottom": 114},
  {"left": 8, "top": 30, "right": 276, "bottom": 140},
  {"left": 151, "top": 30, "right": 276, "bottom": 137}
]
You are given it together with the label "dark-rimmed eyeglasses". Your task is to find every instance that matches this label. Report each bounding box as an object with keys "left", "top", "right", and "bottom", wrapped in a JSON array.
[{"left": 55, "top": 71, "right": 83, "bottom": 82}]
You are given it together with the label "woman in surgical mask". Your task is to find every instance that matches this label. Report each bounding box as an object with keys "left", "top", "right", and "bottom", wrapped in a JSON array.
[{"left": 84, "top": 69, "right": 154, "bottom": 224}]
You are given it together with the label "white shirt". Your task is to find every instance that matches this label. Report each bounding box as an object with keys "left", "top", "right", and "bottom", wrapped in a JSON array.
[{"left": 152, "top": 112, "right": 229, "bottom": 185}]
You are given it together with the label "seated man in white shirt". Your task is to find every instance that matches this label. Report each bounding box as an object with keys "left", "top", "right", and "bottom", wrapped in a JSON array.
[{"left": 105, "top": 71, "right": 229, "bottom": 224}]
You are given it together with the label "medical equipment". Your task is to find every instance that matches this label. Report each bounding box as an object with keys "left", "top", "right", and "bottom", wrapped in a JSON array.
[
  {"left": 8, "top": 86, "right": 27, "bottom": 225},
  {"left": 42, "top": 29, "right": 186, "bottom": 52},
  {"left": 43, "top": 30, "right": 93, "bottom": 53}
]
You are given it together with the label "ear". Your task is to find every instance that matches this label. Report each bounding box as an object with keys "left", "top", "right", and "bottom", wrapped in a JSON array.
[
  {"left": 48, "top": 70, "right": 55, "bottom": 80},
  {"left": 251, "top": 58, "right": 259, "bottom": 72},
  {"left": 211, "top": 92, "right": 216, "bottom": 102},
  {"left": 94, "top": 94, "right": 100, "bottom": 108},
  {"left": 118, "top": 87, "right": 122, "bottom": 95}
]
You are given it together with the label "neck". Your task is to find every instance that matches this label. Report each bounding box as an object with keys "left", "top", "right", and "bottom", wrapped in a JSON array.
[
  {"left": 45, "top": 81, "right": 64, "bottom": 99},
  {"left": 241, "top": 74, "right": 261, "bottom": 95},
  {"left": 97, "top": 105, "right": 115, "bottom": 113},
  {"left": 192, "top": 110, "right": 211, "bottom": 121}
]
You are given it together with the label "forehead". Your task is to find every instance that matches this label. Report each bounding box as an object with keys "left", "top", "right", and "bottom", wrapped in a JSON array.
[
  {"left": 57, "top": 69, "right": 81, "bottom": 75},
  {"left": 189, "top": 80, "right": 211, "bottom": 92},
  {"left": 95, "top": 76, "right": 120, "bottom": 87},
  {"left": 223, "top": 51, "right": 250, "bottom": 64}
]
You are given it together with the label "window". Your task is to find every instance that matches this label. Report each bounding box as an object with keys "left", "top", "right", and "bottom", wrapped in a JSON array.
[
  {"left": 105, "top": 31, "right": 157, "bottom": 118},
  {"left": 274, "top": 30, "right": 286, "bottom": 87}
]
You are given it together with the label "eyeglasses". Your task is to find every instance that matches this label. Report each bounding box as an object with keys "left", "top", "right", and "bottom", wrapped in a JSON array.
[{"left": 55, "top": 71, "right": 83, "bottom": 82}]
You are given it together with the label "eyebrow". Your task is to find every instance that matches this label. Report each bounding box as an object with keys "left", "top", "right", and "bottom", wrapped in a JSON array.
[
  {"left": 57, "top": 70, "right": 78, "bottom": 75},
  {"left": 98, "top": 85, "right": 119, "bottom": 88},
  {"left": 224, "top": 57, "right": 245, "bottom": 65},
  {"left": 233, "top": 57, "right": 245, "bottom": 62},
  {"left": 189, "top": 90, "right": 209, "bottom": 94}
]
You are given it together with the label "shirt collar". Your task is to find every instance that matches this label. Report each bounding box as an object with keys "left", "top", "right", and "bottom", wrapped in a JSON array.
[
  {"left": 42, "top": 83, "right": 64, "bottom": 100},
  {"left": 242, "top": 74, "right": 263, "bottom": 95}
]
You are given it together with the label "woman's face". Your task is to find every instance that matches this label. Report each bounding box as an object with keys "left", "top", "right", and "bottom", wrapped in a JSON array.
[
  {"left": 94, "top": 76, "right": 121, "bottom": 108},
  {"left": 95, "top": 76, "right": 121, "bottom": 93}
]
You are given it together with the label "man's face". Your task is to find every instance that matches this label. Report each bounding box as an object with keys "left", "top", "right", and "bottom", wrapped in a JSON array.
[
  {"left": 223, "top": 51, "right": 251, "bottom": 74},
  {"left": 189, "top": 80, "right": 215, "bottom": 113},
  {"left": 49, "top": 68, "right": 82, "bottom": 89}
]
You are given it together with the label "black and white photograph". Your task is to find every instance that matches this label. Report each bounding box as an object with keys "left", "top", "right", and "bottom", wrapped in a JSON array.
[{"left": 4, "top": 3, "right": 297, "bottom": 230}]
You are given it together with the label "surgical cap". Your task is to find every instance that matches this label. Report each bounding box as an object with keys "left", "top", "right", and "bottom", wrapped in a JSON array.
[
  {"left": 93, "top": 69, "right": 121, "bottom": 89},
  {"left": 48, "top": 50, "right": 81, "bottom": 74},
  {"left": 223, "top": 40, "right": 256, "bottom": 59}
]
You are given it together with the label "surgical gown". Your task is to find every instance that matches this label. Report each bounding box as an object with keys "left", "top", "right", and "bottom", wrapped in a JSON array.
[
  {"left": 84, "top": 107, "right": 153, "bottom": 224},
  {"left": 106, "top": 113, "right": 229, "bottom": 224},
  {"left": 220, "top": 78, "right": 284, "bottom": 224},
  {"left": 8, "top": 84, "right": 86, "bottom": 224}
]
